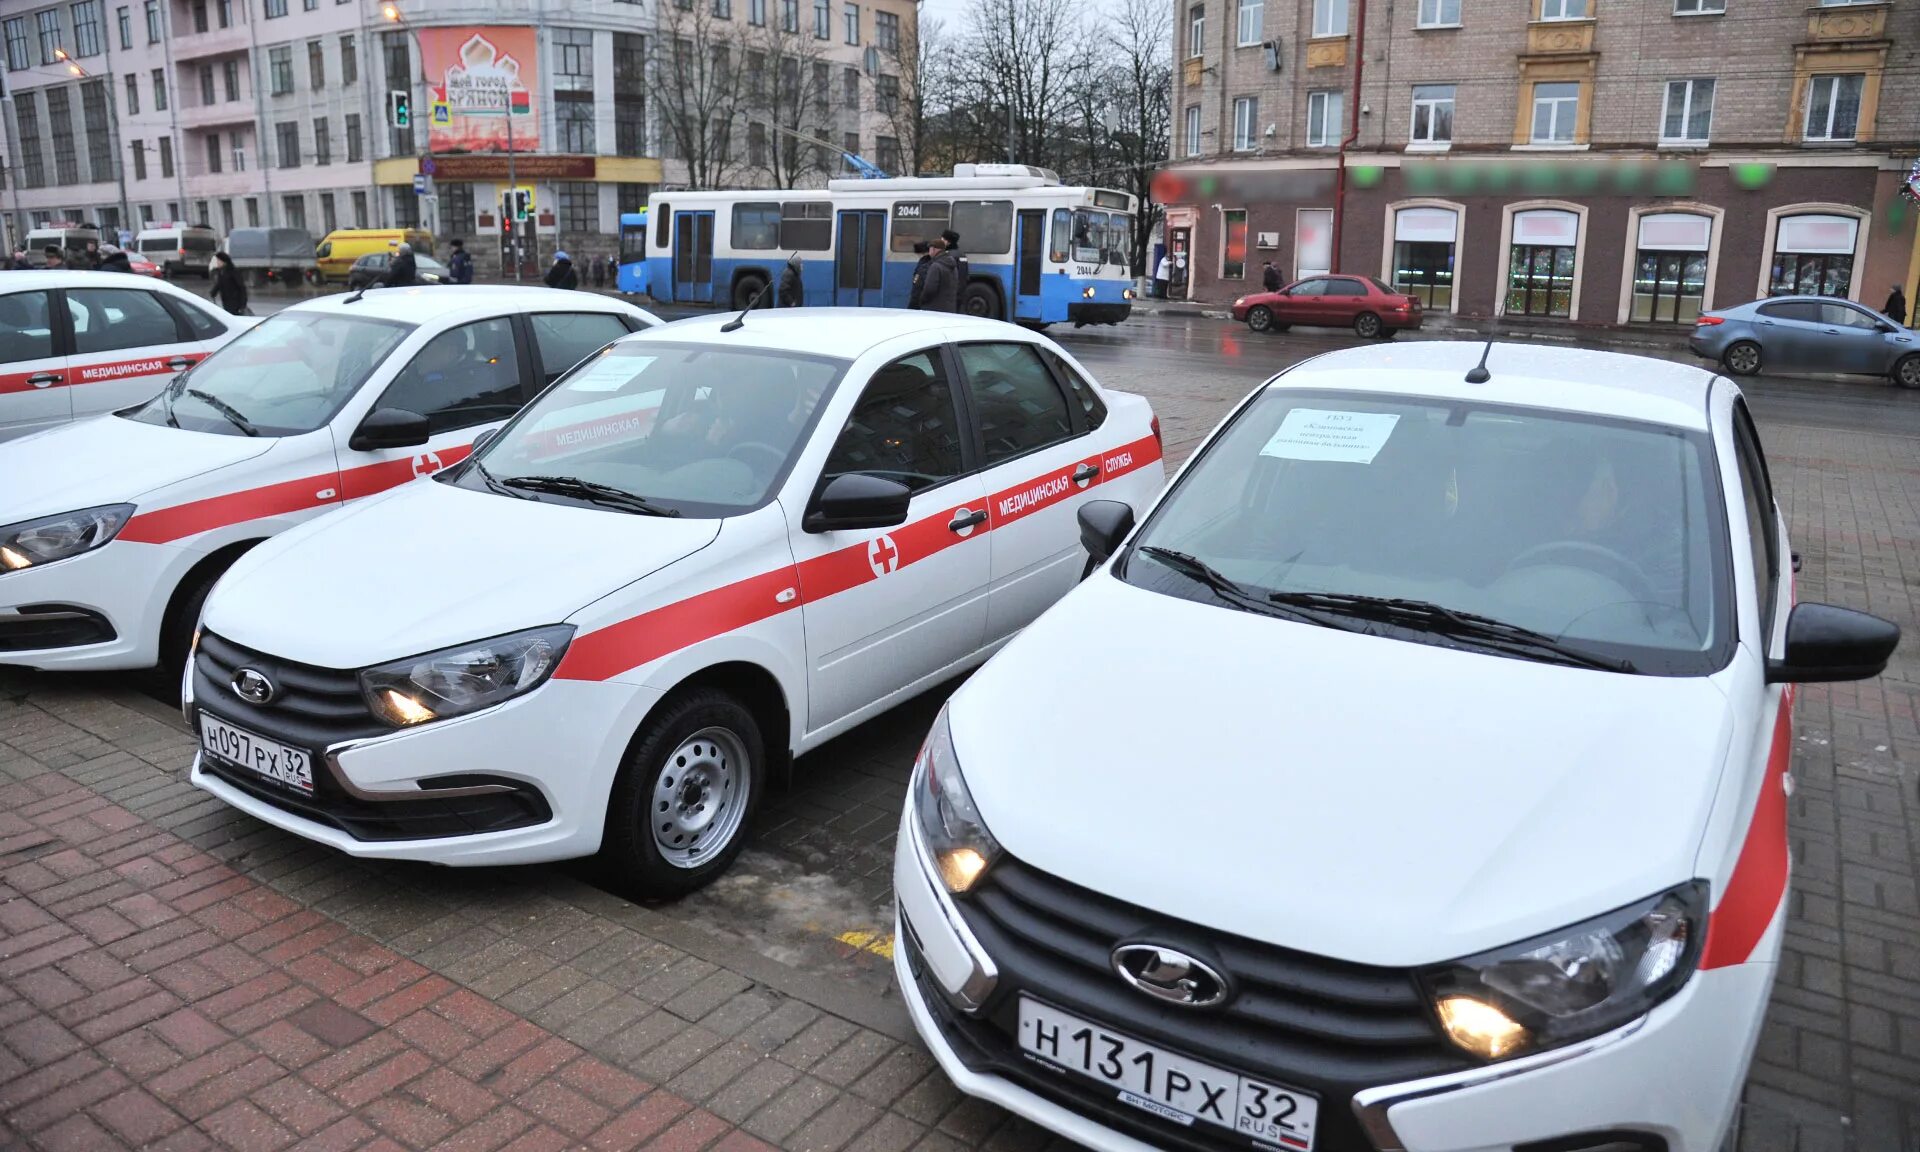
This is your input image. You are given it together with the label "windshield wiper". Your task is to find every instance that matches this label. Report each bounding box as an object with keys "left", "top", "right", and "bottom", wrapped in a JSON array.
[
  {"left": 184, "top": 389, "right": 259, "bottom": 437},
  {"left": 500, "top": 474, "right": 681, "bottom": 517},
  {"left": 1137, "top": 547, "right": 1360, "bottom": 632},
  {"left": 1262, "top": 591, "right": 1636, "bottom": 673},
  {"left": 467, "top": 459, "right": 531, "bottom": 499}
]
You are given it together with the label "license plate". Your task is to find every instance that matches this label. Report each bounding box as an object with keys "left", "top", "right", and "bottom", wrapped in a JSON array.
[
  {"left": 1018, "top": 998, "right": 1317, "bottom": 1150},
  {"left": 199, "top": 714, "right": 313, "bottom": 795}
]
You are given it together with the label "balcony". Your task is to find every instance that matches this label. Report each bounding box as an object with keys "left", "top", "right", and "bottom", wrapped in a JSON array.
[
  {"left": 175, "top": 100, "right": 255, "bottom": 130},
  {"left": 172, "top": 26, "right": 251, "bottom": 61}
]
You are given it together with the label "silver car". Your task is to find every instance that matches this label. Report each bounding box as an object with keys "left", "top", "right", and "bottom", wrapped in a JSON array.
[{"left": 1690, "top": 295, "right": 1920, "bottom": 388}]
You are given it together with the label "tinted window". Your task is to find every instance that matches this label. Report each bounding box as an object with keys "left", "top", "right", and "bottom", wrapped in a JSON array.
[
  {"left": 67, "top": 288, "right": 181, "bottom": 354},
  {"left": 1757, "top": 301, "right": 1819, "bottom": 322},
  {"left": 654, "top": 203, "right": 671, "bottom": 248},
  {"left": 1368, "top": 276, "right": 1396, "bottom": 294},
  {"left": 1043, "top": 351, "right": 1108, "bottom": 430},
  {"left": 170, "top": 298, "right": 227, "bottom": 340},
  {"left": 1731, "top": 405, "right": 1777, "bottom": 634},
  {"left": 1290, "top": 279, "right": 1330, "bottom": 297},
  {"left": 961, "top": 342, "right": 1075, "bottom": 466},
  {"left": 184, "top": 236, "right": 217, "bottom": 254},
  {"left": 1325, "top": 278, "right": 1367, "bottom": 297},
  {"left": 0, "top": 291, "right": 55, "bottom": 362},
  {"left": 950, "top": 200, "right": 1013, "bottom": 255},
  {"left": 732, "top": 202, "right": 781, "bottom": 250},
  {"left": 1820, "top": 302, "right": 1879, "bottom": 330},
  {"left": 531, "top": 312, "right": 634, "bottom": 386},
  {"left": 823, "top": 350, "right": 965, "bottom": 493},
  {"left": 378, "top": 317, "right": 522, "bottom": 434},
  {"left": 781, "top": 202, "right": 832, "bottom": 251}
]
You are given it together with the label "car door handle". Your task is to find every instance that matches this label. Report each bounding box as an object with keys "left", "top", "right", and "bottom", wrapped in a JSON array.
[
  {"left": 1759, "top": 320, "right": 1776, "bottom": 327},
  {"left": 1072, "top": 463, "right": 1100, "bottom": 484},
  {"left": 166, "top": 356, "right": 195, "bottom": 369},
  {"left": 25, "top": 372, "right": 60, "bottom": 387},
  {"left": 1823, "top": 328, "right": 1842, "bottom": 335},
  {"left": 949, "top": 508, "right": 988, "bottom": 533},
  {"left": 1792, "top": 551, "right": 1803, "bottom": 574}
]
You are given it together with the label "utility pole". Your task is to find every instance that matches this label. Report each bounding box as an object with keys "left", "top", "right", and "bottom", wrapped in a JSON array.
[{"left": 245, "top": 0, "right": 275, "bottom": 226}]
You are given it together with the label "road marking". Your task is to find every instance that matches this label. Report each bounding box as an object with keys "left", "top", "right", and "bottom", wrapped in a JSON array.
[{"left": 835, "top": 930, "right": 895, "bottom": 960}]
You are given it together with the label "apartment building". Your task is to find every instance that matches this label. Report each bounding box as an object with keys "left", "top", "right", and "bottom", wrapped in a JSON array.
[
  {"left": 0, "top": 0, "right": 914, "bottom": 273},
  {"left": 1162, "top": 0, "right": 1920, "bottom": 327}
]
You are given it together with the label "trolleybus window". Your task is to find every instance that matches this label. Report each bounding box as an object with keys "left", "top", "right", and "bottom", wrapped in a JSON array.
[
  {"left": 733, "top": 202, "right": 781, "bottom": 250},
  {"left": 781, "top": 201, "right": 832, "bottom": 250},
  {"left": 951, "top": 200, "right": 1013, "bottom": 255},
  {"left": 892, "top": 201, "right": 951, "bottom": 252}
]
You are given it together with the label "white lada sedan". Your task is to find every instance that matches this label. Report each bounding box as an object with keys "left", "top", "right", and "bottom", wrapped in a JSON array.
[
  {"left": 894, "top": 342, "right": 1898, "bottom": 1152},
  {"left": 186, "top": 310, "right": 1164, "bottom": 895}
]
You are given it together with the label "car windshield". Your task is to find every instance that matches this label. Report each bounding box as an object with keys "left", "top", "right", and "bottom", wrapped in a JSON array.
[
  {"left": 122, "top": 312, "right": 414, "bottom": 437},
  {"left": 1123, "top": 389, "right": 1730, "bottom": 675},
  {"left": 464, "top": 341, "right": 847, "bottom": 517}
]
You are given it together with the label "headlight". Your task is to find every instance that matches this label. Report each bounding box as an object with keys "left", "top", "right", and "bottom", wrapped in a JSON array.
[
  {"left": 911, "top": 706, "right": 1000, "bottom": 894},
  {"left": 1082, "top": 286, "right": 1096, "bottom": 299},
  {"left": 1420, "top": 882, "right": 1706, "bottom": 1061},
  {"left": 1234, "top": 297, "right": 1247, "bottom": 308},
  {"left": 0, "top": 504, "right": 134, "bottom": 571},
  {"left": 1123, "top": 288, "right": 1136, "bottom": 300},
  {"left": 359, "top": 625, "right": 574, "bottom": 727}
]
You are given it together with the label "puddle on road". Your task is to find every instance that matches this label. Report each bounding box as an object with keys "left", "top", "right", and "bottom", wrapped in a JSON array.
[{"left": 672, "top": 848, "right": 898, "bottom": 994}]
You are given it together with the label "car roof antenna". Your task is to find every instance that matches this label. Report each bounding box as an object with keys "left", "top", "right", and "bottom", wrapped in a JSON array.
[
  {"left": 1464, "top": 340, "right": 1494, "bottom": 384},
  {"left": 720, "top": 252, "right": 794, "bottom": 333},
  {"left": 344, "top": 283, "right": 372, "bottom": 305}
]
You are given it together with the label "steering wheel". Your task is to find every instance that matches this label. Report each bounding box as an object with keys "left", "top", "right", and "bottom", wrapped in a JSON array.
[
  {"left": 727, "top": 440, "right": 786, "bottom": 473},
  {"left": 1505, "top": 540, "right": 1658, "bottom": 604}
]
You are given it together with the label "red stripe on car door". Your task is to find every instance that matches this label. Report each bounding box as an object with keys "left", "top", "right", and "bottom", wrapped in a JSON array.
[{"left": 1699, "top": 703, "right": 1793, "bottom": 969}]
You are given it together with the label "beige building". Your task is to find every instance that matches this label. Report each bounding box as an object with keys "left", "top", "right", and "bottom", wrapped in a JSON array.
[{"left": 1162, "top": 0, "right": 1920, "bottom": 328}]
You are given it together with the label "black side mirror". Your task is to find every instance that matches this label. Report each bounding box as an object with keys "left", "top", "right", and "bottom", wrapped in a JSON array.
[
  {"left": 470, "top": 428, "right": 497, "bottom": 452},
  {"left": 1766, "top": 602, "right": 1900, "bottom": 683},
  {"left": 348, "top": 407, "right": 431, "bottom": 451},
  {"left": 1078, "top": 499, "right": 1135, "bottom": 567},
  {"left": 805, "top": 473, "right": 911, "bottom": 533}
]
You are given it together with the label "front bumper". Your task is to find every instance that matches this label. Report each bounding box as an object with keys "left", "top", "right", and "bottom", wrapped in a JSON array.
[
  {"left": 0, "top": 541, "right": 187, "bottom": 670},
  {"left": 895, "top": 814, "right": 1775, "bottom": 1152},
  {"left": 1070, "top": 302, "right": 1133, "bottom": 326}
]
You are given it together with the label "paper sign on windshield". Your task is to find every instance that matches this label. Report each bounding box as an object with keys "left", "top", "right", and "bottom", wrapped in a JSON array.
[
  {"left": 565, "top": 356, "right": 654, "bottom": 393},
  {"left": 1260, "top": 409, "right": 1400, "bottom": 464}
]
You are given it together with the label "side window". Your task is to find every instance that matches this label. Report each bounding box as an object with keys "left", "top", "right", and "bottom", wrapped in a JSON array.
[
  {"left": 0, "top": 291, "right": 56, "bottom": 362},
  {"left": 1730, "top": 404, "right": 1779, "bottom": 635},
  {"left": 1049, "top": 208, "right": 1070, "bottom": 262},
  {"left": 66, "top": 289, "right": 181, "bottom": 354},
  {"left": 1326, "top": 278, "right": 1367, "bottom": 297},
  {"left": 1045, "top": 350, "right": 1107, "bottom": 430},
  {"left": 731, "top": 202, "right": 781, "bottom": 250},
  {"left": 654, "top": 203, "right": 672, "bottom": 248},
  {"left": 823, "top": 349, "right": 965, "bottom": 493},
  {"left": 959, "top": 342, "right": 1075, "bottom": 466},
  {"left": 1758, "top": 301, "right": 1818, "bottom": 323},
  {"left": 377, "top": 317, "right": 522, "bottom": 434},
  {"left": 1821, "top": 302, "right": 1879, "bottom": 330},
  {"left": 530, "top": 312, "right": 633, "bottom": 386},
  {"left": 1290, "top": 278, "right": 1330, "bottom": 297},
  {"left": 166, "top": 298, "right": 228, "bottom": 341}
]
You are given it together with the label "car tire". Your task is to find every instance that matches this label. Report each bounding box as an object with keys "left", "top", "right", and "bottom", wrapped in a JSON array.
[
  {"left": 733, "top": 274, "right": 768, "bottom": 310},
  {"left": 157, "top": 560, "right": 227, "bottom": 688},
  {"left": 1354, "top": 312, "right": 1384, "bottom": 339},
  {"left": 960, "top": 281, "right": 1001, "bottom": 320},
  {"left": 1722, "top": 340, "right": 1762, "bottom": 377},
  {"left": 1894, "top": 354, "right": 1920, "bottom": 390},
  {"left": 603, "top": 688, "right": 766, "bottom": 899}
]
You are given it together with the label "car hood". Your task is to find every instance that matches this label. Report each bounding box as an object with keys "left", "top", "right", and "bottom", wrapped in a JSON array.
[
  {"left": 204, "top": 479, "right": 721, "bottom": 668},
  {"left": 949, "top": 575, "right": 1734, "bottom": 968},
  {"left": 0, "top": 415, "right": 274, "bottom": 524}
]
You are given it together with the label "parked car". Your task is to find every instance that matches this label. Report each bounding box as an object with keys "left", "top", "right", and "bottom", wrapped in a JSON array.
[
  {"left": 0, "top": 287, "right": 658, "bottom": 673},
  {"left": 184, "top": 310, "right": 1164, "bottom": 895},
  {"left": 316, "top": 228, "right": 435, "bottom": 284},
  {"left": 346, "top": 252, "right": 451, "bottom": 289},
  {"left": 126, "top": 254, "right": 165, "bottom": 279},
  {"left": 1231, "top": 273, "right": 1424, "bottom": 338},
  {"left": 223, "top": 226, "right": 318, "bottom": 287},
  {"left": 24, "top": 224, "right": 102, "bottom": 266},
  {"left": 1690, "top": 295, "right": 1920, "bottom": 387},
  {"left": 894, "top": 341, "right": 1898, "bottom": 1152},
  {"left": 0, "top": 270, "right": 255, "bottom": 442},
  {"left": 133, "top": 223, "right": 221, "bottom": 279}
]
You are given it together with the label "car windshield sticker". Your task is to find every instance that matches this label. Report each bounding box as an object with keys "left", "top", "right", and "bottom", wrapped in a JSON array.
[
  {"left": 565, "top": 356, "right": 654, "bottom": 393},
  {"left": 1260, "top": 408, "right": 1400, "bottom": 464}
]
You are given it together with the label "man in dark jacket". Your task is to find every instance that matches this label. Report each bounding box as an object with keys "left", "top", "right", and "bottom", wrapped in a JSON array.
[
  {"left": 1262, "top": 261, "right": 1282, "bottom": 292},
  {"left": 381, "top": 243, "right": 418, "bottom": 287},
  {"left": 447, "top": 239, "right": 474, "bottom": 285},
  {"left": 940, "top": 230, "right": 969, "bottom": 312},
  {"left": 95, "top": 245, "right": 135, "bottom": 274},
  {"left": 776, "top": 256, "right": 805, "bottom": 307},
  {"left": 907, "top": 240, "right": 931, "bottom": 309},
  {"left": 209, "top": 251, "right": 248, "bottom": 315},
  {"left": 917, "top": 237, "right": 961, "bottom": 312},
  {"left": 545, "top": 251, "right": 578, "bottom": 290},
  {"left": 1885, "top": 284, "right": 1908, "bottom": 326}
]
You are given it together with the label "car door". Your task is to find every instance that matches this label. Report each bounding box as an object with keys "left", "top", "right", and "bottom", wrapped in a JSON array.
[
  {"left": 1751, "top": 301, "right": 1825, "bottom": 370},
  {"left": 955, "top": 340, "right": 1108, "bottom": 642},
  {"left": 524, "top": 310, "right": 646, "bottom": 391},
  {"left": 337, "top": 315, "right": 528, "bottom": 498},
  {"left": 62, "top": 285, "right": 208, "bottom": 418},
  {"left": 791, "top": 345, "right": 990, "bottom": 730},
  {"left": 1278, "top": 277, "right": 1329, "bottom": 327},
  {"left": 1323, "top": 276, "right": 1369, "bottom": 326},
  {"left": 0, "top": 288, "right": 70, "bottom": 440},
  {"left": 1817, "top": 301, "right": 1904, "bottom": 374}
]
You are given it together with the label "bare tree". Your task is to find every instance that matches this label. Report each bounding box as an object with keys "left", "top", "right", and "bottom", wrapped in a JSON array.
[
  {"left": 649, "top": 2, "right": 745, "bottom": 189},
  {"left": 954, "top": 0, "right": 1091, "bottom": 172},
  {"left": 1105, "top": 0, "right": 1172, "bottom": 276},
  {"left": 739, "top": 14, "right": 833, "bottom": 188}
]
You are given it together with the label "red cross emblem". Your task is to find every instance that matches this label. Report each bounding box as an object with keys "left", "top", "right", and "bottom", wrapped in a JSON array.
[
  {"left": 411, "top": 451, "right": 445, "bottom": 478},
  {"left": 867, "top": 534, "right": 899, "bottom": 578}
]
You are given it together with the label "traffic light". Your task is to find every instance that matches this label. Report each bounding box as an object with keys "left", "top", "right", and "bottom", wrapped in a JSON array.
[{"left": 389, "top": 90, "right": 411, "bottom": 129}]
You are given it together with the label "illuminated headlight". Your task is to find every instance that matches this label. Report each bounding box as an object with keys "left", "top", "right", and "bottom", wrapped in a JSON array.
[
  {"left": 1420, "top": 882, "right": 1706, "bottom": 1061},
  {"left": 1123, "top": 288, "right": 1135, "bottom": 300},
  {"left": 0, "top": 504, "right": 134, "bottom": 571},
  {"left": 1234, "top": 297, "right": 1247, "bottom": 308},
  {"left": 1082, "top": 286, "right": 1096, "bottom": 299},
  {"left": 911, "top": 706, "right": 1000, "bottom": 895},
  {"left": 359, "top": 625, "right": 574, "bottom": 727}
]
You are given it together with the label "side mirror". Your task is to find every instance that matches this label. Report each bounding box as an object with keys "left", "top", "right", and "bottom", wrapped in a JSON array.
[
  {"left": 470, "top": 428, "right": 497, "bottom": 453},
  {"left": 1077, "top": 499, "right": 1135, "bottom": 567},
  {"left": 1766, "top": 602, "right": 1900, "bottom": 684},
  {"left": 348, "top": 407, "right": 430, "bottom": 451},
  {"left": 805, "top": 473, "right": 911, "bottom": 533}
]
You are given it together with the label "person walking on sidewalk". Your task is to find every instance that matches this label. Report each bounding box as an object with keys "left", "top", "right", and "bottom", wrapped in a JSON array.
[
  {"left": 545, "top": 251, "right": 579, "bottom": 290},
  {"left": 1155, "top": 252, "right": 1171, "bottom": 299},
  {"left": 1885, "top": 284, "right": 1908, "bottom": 327},
  {"left": 777, "top": 255, "right": 806, "bottom": 307},
  {"left": 209, "top": 251, "right": 249, "bottom": 315},
  {"left": 1262, "top": 261, "right": 1282, "bottom": 293},
  {"left": 591, "top": 254, "right": 606, "bottom": 289},
  {"left": 448, "top": 238, "right": 474, "bottom": 285}
]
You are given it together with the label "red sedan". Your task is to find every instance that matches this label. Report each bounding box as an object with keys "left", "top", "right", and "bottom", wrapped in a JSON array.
[
  {"left": 1231, "top": 274, "right": 1423, "bottom": 338},
  {"left": 127, "top": 254, "right": 164, "bottom": 278}
]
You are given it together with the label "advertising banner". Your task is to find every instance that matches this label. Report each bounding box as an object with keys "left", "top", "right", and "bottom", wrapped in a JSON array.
[{"left": 421, "top": 26, "right": 538, "bottom": 153}]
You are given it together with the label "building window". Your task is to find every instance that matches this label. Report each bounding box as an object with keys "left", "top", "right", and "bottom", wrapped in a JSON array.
[
  {"left": 36, "top": 10, "right": 62, "bottom": 64},
  {"left": 158, "top": 135, "right": 172, "bottom": 178},
  {"left": 216, "top": 0, "right": 229, "bottom": 26},
  {"left": 1185, "top": 103, "right": 1202, "bottom": 156},
  {"left": 1674, "top": 0, "right": 1724, "bottom": 12},
  {"left": 1631, "top": 212, "right": 1711, "bottom": 323},
  {"left": 1418, "top": 0, "right": 1460, "bottom": 25},
  {"left": 72, "top": 1, "right": 102, "bottom": 57},
  {"left": 615, "top": 33, "right": 646, "bottom": 155},
  {"left": 269, "top": 46, "right": 293, "bottom": 95},
  {"left": 275, "top": 120, "right": 299, "bottom": 168},
  {"left": 1541, "top": 0, "right": 1588, "bottom": 17},
  {"left": 1236, "top": 0, "right": 1261, "bottom": 45},
  {"left": 198, "top": 65, "right": 212, "bottom": 105},
  {"left": 313, "top": 117, "right": 329, "bottom": 164},
  {"left": 844, "top": 2, "right": 858, "bottom": 44},
  {"left": 47, "top": 89, "right": 77, "bottom": 185},
  {"left": 115, "top": 5, "right": 129, "bottom": 49},
  {"left": 1804, "top": 74, "right": 1864, "bottom": 141},
  {"left": 842, "top": 131, "right": 860, "bottom": 171},
  {"left": 129, "top": 74, "right": 143, "bottom": 115},
  {"left": 232, "top": 138, "right": 246, "bottom": 169},
  {"left": 1306, "top": 89, "right": 1342, "bottom": 147},
  {"left": 713, "top": 0, "right": 730, "bottom": 14},
  {"left": 143, "top": 0, "right": 159, "bottom": 41},
  {"left": 320, "top": 192, "right": 337, "bottom": 234},
  {"left": 782, "top": 0, "right": 798, "bottom": 32},
  {"left": 217, "top": 199, "right": 232, "bottom": 231},
  {"left": 383, "top": 31, "right": 411, "bottom": 154},
  {"left": 309, "top": 40, "right": 325, "bottom": 89},
  {"left": 12, "top": 92, "right": 42, "bottom": 186},
  {"left": 1506, "top": 209, "right": 1579, "bottom": 317},
  {"left": 2, "top": 17, "right": 26, "bottom": 71},
  {"left": 192, "top": 0, "right": 207, "bottom": 30},
  {"left": 341, "top": 34, "right": 356, "bottom": 84},
  {"left": 1530, "top": 81, "right": 1579, "bottom": 143},
  {"left": 815, "top": 0, "right": 830, "bottom": 38},
  {"left": 442, "top": 182, "right": 472, "bottom": 230},
  {"left": 875, "top": 134, "right": 898, "bottom": 173},
  {"left": 876, "top": 9, "right": 897, "bottom": 49},
  {"left": 205, "top": 133, "right": 222, "bottom": 173},
  {"left": 554, "top": 27, "right": 594, "bottom": 154},
  {"left": 131, "top": 139, "right": 146, "bottom": 181},
  {"left": 1392, "top": 207, "right": 1458, "bottom": 310},
  {"left": 1770, "top": 213, "right": 1858, "bottom": 296},
  {"left": 557, "top": 181, "right": 597, "bottom": 233},
  {"left": 81, "top": 81, "right": 111, "bottom": 182},
  {"left": 264, "top": 0, "right": 285, "bottom": 15},
  {"left": 282, "top": 194, "right": 305, "bottom": 230},
  {"left": 1411, "top": 84, "right": 1454, "bottom": 144},
  {"left": 843, "top": 66, "right": 859, "bottom": 109},
  {"left": 223, "top": 59, "right": 239, "bottom": 100},
  {"left": 1222, "top": 209, "right": 1248, "bottom": 279},
  {"left": 351, "top": 191, "right": 367, "bottom": 227},
  {"left": 1660, "top": 78, "right": 1714, "bottom": 144},
  {"left": 1312, "top": 0, "right": 1347, "bottom": 37},
  {"left": 877, "top": 73, "right": 898, "bottom": 113},
  {"left": 392, "top": 188, "right": 418, "bottom": 228},
  {"left": 749, "top": 0, "right": 766, "bottom": 24},
  {"left": 345, "top": 113, "right": 362, "bottom": 161},
  {"left": 1232, "top": 95, "right": 1258, "bottom": 151},
  {"left": 1188, "top": 4, "right": 1204, "bottom": 57},
  {"left": 245, "top": 198, "right": 259, "bottom": 226},
  {"left": 1817, "top": 0, "right": 1875, "bottom": 5}
]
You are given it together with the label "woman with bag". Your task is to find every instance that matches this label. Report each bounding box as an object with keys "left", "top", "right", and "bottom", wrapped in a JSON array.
[{"left": 209, "top": 252, "right": 249, "bottom": 316}]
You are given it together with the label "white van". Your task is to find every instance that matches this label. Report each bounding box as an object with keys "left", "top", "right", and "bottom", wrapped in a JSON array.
[
  {"left": 134, "top": 224, "right": 221, "bottom": 279},
  {"left": 24, "top": 225, "right": 101, "bottom": 265}
]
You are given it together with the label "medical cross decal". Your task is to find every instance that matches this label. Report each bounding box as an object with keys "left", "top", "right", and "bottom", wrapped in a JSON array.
[
  {"left": 412, "top": 451, "right": 445, "bottom": 478},
  {"left": 868, "top": 534, "right": 900, "bottom": 578}
]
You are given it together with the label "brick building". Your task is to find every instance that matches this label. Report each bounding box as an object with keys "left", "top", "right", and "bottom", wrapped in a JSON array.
[{"left": 1161, "top": 0, "right": 1920, "bottom": 329}]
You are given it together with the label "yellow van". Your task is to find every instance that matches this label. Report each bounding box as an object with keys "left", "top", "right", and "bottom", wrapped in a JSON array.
[{"left": 315, "top": 229, "right": 434, "bottom": 283}]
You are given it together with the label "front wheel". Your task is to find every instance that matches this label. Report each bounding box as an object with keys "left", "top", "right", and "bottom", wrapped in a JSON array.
[
  {"left": 603, "top": 688, "right": 766, "bottom": 899},
  {"left": 1247, "top": 305, "right": 1274, "bottom": 333},
  {"left": 1722, "top": 340, "right": 1762, "bottom": 377},
  {"left": 960, "top": 281, "right": 1001, "bottom": 320},
  {"left": 732, "top": 274, "right": 768, "bottom": 310},
  {"left": 1894, "top": 354, "right": 1920, "bottom": 390},
  {"left": 1354, "top": 312, "right": 1383, "bottom": 339}
]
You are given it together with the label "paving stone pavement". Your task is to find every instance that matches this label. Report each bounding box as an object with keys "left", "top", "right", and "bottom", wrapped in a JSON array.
[{"left": 0, "top": 364, "right": 1918, "bottom": 1151}]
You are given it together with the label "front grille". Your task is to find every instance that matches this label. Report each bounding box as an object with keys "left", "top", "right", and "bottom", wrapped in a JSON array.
[
  {"left": 194, "top": 631, "right": 381, "bottom": 746},
  {"left": 199, "top": 754, "right": 552, "bottom": 842},
  {"left": 0, "top": 606, "right": 116, "bottom": 652}
]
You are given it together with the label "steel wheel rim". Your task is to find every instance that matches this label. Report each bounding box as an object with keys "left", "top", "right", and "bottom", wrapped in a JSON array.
[
  {"left": 964, "top": 294, "right": 990, "bottom": 317},
  {"left": 1729, "top": 345, "right": 1758, "bottom": 373},
  {"left": 651, "top": 726, "right": 750, "bottom": 869}
]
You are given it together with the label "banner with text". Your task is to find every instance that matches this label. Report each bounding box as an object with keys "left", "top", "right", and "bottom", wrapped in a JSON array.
[{"left": 422, "top": 26, "right": 539, "bottom": 153}]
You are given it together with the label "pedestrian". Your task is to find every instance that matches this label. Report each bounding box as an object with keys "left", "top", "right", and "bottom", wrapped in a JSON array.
[
  {"left": 447, "top": 238, "right": 474, "bottom": 285},
  {"left": 917, "top": 235, "right": 961, "bottom": 313},
  {"left": 907, "top": 240, "right": 932, "bottom": 309},
  {"left": 940, "top": 229, "right": 970, "bottom": 312},
  {"left": 208, "top": 251, "right": 249, "bottom": 315},
  {"left": 43, "top": 246, "right": 65, "bottom": 271},
  {"left": 380, "top": 242, "right": 418, "bottom": 287},
  {"left": 95, "top": 244, "right": 135, "bottom": 274},
  {"left": 1262, "top": 261, "right": 1281, "bottom": 293},
  {"left": 1885, "top": 283, "right": 1908, "bottom": 327},
  {"left": 544, "top": 250, "right": 578, "bottom": 290},
  {"left": 1154, "top": 251, "right": 1171, "bottom": 299},
  {"left": 590, "top": 253, "right": 605, "bottom": 289},
  {"left": 777, "top": 255, "right": 805, "bottom": 307},
  {"left": 84, "top": 240, "right": 101, "bottom": 269}
]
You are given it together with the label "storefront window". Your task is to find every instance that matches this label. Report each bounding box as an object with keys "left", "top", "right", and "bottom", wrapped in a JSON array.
[
  {"left": 1506, "top": 209, "right": 1578, "bottom": 318},
  {"left": 1767, "top": 214, "right": 1858, "bottom": 297},
  {"left": 1391, "top": 207, "right": 1457, "bottom": 310},
  {"left": 1222, "top": 209, "right": 1248, "bottom": 279},
  {"left": 1631, "top": 212, "right": 1711, "bottom": 323}
]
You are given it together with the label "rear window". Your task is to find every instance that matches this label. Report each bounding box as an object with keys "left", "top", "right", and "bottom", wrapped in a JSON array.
[
  {"left": 184, "top": 236, "right": 217, "bottom": 254},
  {"left": 138, "top": 238, "right": 176, "bottom": 253}
]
